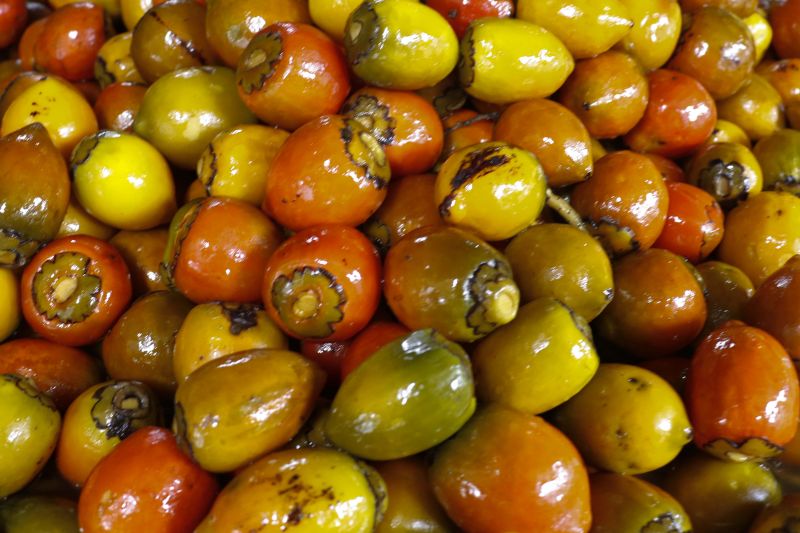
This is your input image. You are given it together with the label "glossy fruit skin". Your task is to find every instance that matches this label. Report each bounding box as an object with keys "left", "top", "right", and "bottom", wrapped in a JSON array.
[
  {"left": 552, "top": 363, "right": 692, "bottom": 474},
  {"left": 133, "top": 66, "right": 256, "bottom": 169},
  {"left": 589, "top": 473, "right": 692, "bottom": 533},
  {"left": 660, "top": 450, "right": 781, "bottom": 533},
  {"left": 384, "top": 226, "right": 520, "bottom": 342},
  {"left": 205, "top": 0, "right": 309, "bottom": 67},
  {"left": 340, "top": 321, "right": 409, "bottom": 380},
  {"left": 71, "top": 130, "right": 176, "bottom": 230},
  {"left": 758, "top": 59, "right": 800, "bottom": 130},
  {"left": 517, "top": 0, "right": 632, "bottom": 59},
  {"left": 744, "top": 11, "right": 771, "bottom": 62},
  {"left": 654, "top": 182, "right": 724, "bottom": 263},
  {"left": 570, "top": 150, "right": 668, "bottom": 257},
  {"left": 21, "top": 236, "right": 132, "bottom": 347},
  {"left": 616, "top": 0, "right": 681, "bottom": 71},
  {"left": 93, "top": 81, "right": 146, "bottom": 132},
  {"left": 33, "top": 3, "right": 107, "bottom": 82},
  {"left": 708, "top": 118, "right": 751, "bottom": 147},
  {"left": 598, "top": 249, "right": 707, "bottom": 357},
  {"left": 363, "top": 173, "right": 442, "bottom": 253},
  {"left": 343, "top": 87, "right": 444, "bottom": 177},
  {"left": 308, "top": 0, "right": 361, "bottom": 41},
  {"left": 93, "top": 32, "right": 143, "bottom": 88},
  {"left": 752, "top": 128, "right": 800, "bottom": 194},
  {"left": 374, "top": 457, "right": 455, "bottom": 533},
  {"left": 0, "top": 496, "right": 78, "bottom": 533},
  {"left": 669, "top": 7, "right": 755, "bottom": 100},
  {"left": 263, "top": 115, "right": 390, "bottom": 231},
  {"left": 173, "top": 301, "right": 286, "bottom": 381},
  {"left": 57, "top": 196, "right": 114, "bottom": 240},
  {"left": 697, "top": 260, "right": 754, "bottom": 336},
  {"left": 750, "top": 493, "right": 800, "bottom": 532},
  {"left": 646, "top": 152, "right": 687, "bottom": 182},
  {"left": 718, "top": 191, "right": 800, "bottom": 287},
  {"left": 0, "top": 338, "right": 101, "bottom": 410},
  {"left": 326, "top": 329, "right": 475, "bottom": 460},
  {"left": 430, "top": 404, "right": 591, "bottom": 533},
  {"left": 439, "top": 109, "right": 493, "bottom": 162},
  {"left": 263, "top": 226, "right": 380, "bottom": 342},
  {"left": 687, "top": 141, "right": 763, "bottom": 207},
  {"left": 717, "top": 74, "right": 785, "bottom": 141},
  {"left": 78, "top": 427, "right": 218, "bottom": 533},
  {"left": 687, "top": 321, "right": 799, "bottom": 461},
  {"left": 0, "top": 123, "right": 69, "bottom": 268},
  {"left": 130, "top": 0, "right": 216, "bottom": 83},
  {"left": 505, "top": 223, "right": 613, "bottom": 321},
  {"left": 196, "top": 125, "right": 288, "bottom": 206},
  {"left": 101, "top": 291, "right": 193, "bottom": 395},
  {"left": 473, "top": 297, "right": 598, "bottom": 415},
  {"left": 494, "top": 98, "right": 592, "bottom": 187},
  {"left": 174, "top": 349, "right": 323, "bottom": 472},
  {"left": 458, "top": 18, "right": 574, "bottom": 104},
  {"left": 435, "top": 141, "right": 546, "bottom": 241},
  {"left": 56, "top": 380, "right": 160, "bottom": 486},
  {"left": 237, "top": 23, "right": 350, "bottom": 131},
  {"left": 558, "top": 51, "right": 649, "bottom": 139},
  {"left": 0, "top": 0, "right": 26, "bottom": 48},
  {"left": 770, "top": 0, "right": 800, "bottom": 59},
  {"left": 197, "top": 448, "right": 382, "bottom": 533},
  {"left": 345, "top": 0, "right": 458, "bottom": 91},
  {"left": 109, "top": 228, "right": 168, "bottom": 296},
  {"left": 747, "top": 256, "right": 800, "bottom": 359},
  {"left": 0, "top": 71, "right": 46, "bottom": 120},
  {"left": 426, "top": 0, "right": 513, "bottom": 39},
  {"left": 163, "top": 197, "right": 282, "bottom": 303},
  {"left": 0, "top": 374, "right": 60, "bottom": 498},
  {"left": 1, "top": 75, "right": 98, "bottom": 158},
  {"left": 300, "top": 339, "right": 349, "bottom": 389},
  {"left": 0, "top": 269, "right": 19, "bottom": 340},
  {"left": 17, "top": 18, "right": 46, "bottom": 70},
  {"left": 625, "top": 69, "right": 717, "bottom": 157}
]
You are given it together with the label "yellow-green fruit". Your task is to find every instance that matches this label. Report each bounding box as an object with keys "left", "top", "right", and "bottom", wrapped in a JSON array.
[
  {"left": 687, "top": 142, "right": 763, "bottom": 207},
  {"left": 717, "top": 74, "right": 786, "bottom": 141},
  {"left": 473, "top": 298, "right": 598, "bottom": 415},
  {"left": 0, "top": 375, "right": 60, "bottom": 498},
  {"left": 505, "top": 223, "right": 613, "bottom": 320},
  {"left": 435, "top": 141, "right": 546, "bottom": 241},
  {"left": 706, "top": 119, "right": 751, "bottom": 147},
  {"left": 0, "top": 269, "right": 19, "bottom": 342},
  {"left": 310, "top": 0, "right": 363, "bottom": 41},
  {"left": 326, "top": 329, "right": 476, "bottom": 460},
  {"left": 615, "top": 0, "right": 681, "bottom": 70},
  {"left": 753, "top": 128, "right": 800, "bottom": 194},
  {"left": 71, "top": 131, "right": 176, "bottom": 231},
  {"left": 718, "top": 191, "right": 800, "bottom": 287},
  {"left": 744, "top": 11, "right": 772, "bottom": 64},
  {"left": 344, "top": 0, "right": 458, "bottom": 90},
  {"left": 196, "top": 125, "right": 289, "bottom": 206},
  {"left": 174, "top": 349, "right": 324, "bottom": 472},
  {"left": 94, "top": 32, "right": 144, "bottom": 88},
  {"left": 56, "top": 196, "right": 115, "bottom": 240},
  {"left": 518, "top": 0, "right": 633, "bottom": 59},
  {"left": 459, "top": 18, "right": 574, "bottom": 104},
  {"left": 552, "top": 363, "right": 692, "bottom": 474},
  {"left": 197, "top": 448, "right": 385, "bottom": 533},
  {"left": 133, "top": 66, "right": 256, "bottom": 169},
  {"left": 0, "top": 496, "right": 78, "bottom": 533},
  {"left": 589, "top": 473, "right": 692, "bottom": 533},
  {"left": 173, "top": 302, "right": 288, "bottom": 382}
]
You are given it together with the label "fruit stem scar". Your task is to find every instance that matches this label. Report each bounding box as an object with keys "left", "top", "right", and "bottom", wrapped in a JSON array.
[
  {"left": 293, "top": 290, "right": 320, "bottom": 319},
  {"left": 484, "top": 287, "right": 517, "bottom": 325},
  {"left": 350, "top": 20, "right": 362, "bottom": 42},
  {"left": 243, "top": 48, "right": 267, "bottom": 70},
  {"left": 52, "top": 276, "right": 78, "bottom": 303}
]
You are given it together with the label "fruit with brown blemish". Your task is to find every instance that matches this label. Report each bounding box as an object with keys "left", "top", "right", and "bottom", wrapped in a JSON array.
[
  {"left": 696, "top": 260, "right": 754, "bottom": 338},
  {"left": 434, "top": 141, "right": 546, "bottom": 241},
  {"left": 56, "top": 380, "right": 160, "bottom": 487},
  {"left": 172, "top": 301, "right": 287, "bottom": 382},
  {"left": 752, "top": 128, "right": 800, "bottom": 195},
  {"left": 384, "top": 225, "right": 520, "bottom": 343},
  {"left": 552, "top": 363, "right": 693, "bottom": 474},
  {"left": 93, "top": 32, "right": 143, "bottom": 89},
  {"left": 687, "top": 142, "right": 763, "bottom": 207},
  {"left": 174, "top": 349, "right": 324, "bottom": 472}
]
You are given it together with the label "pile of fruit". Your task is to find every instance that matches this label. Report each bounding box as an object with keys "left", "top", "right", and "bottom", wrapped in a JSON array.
[{"left": 3, "top": 0, "right": 800, "bottom": 530}]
